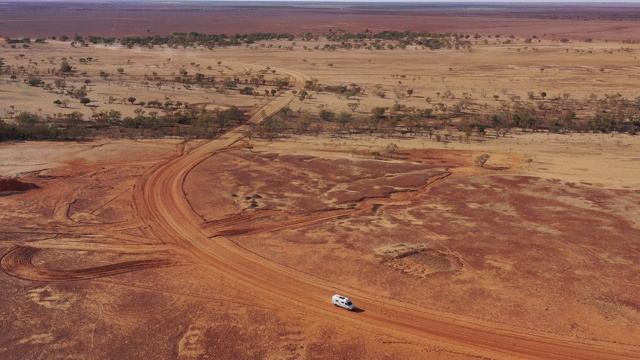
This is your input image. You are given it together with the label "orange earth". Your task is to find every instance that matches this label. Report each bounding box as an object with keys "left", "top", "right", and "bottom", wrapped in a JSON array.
[{"left": 1, "top": 3, "right": 640, "bottom": 360}]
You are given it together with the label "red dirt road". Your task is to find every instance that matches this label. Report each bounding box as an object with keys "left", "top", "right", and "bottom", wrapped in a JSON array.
[
  {"left": 130, "top": 67, "right": 639, "bottom": 359},
  {"left": 2, "top": 21, "right": 640, "bottom": 356}
]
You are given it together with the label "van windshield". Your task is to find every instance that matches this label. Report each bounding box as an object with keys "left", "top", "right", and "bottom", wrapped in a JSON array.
[{"left": 346, "top": 301, "right": 352, "bottom": 306}]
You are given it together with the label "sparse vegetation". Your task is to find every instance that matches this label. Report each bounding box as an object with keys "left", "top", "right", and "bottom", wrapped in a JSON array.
[
  {"left": 2, "top": 5, "right": 640, "bottom": 360},
  {"left": 1, "top": 26, "right": 640, "bottom": 145},
  {"left": 475, "top": 154, "right": 491, "bottom": 168}
]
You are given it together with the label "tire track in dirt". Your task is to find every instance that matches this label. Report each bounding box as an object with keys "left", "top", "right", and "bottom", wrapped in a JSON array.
[
  {"left": 212, "top": 210, "right": 352, "bottom": 237},
  {"left": 1, "top": 245, "right": 174, "bottom": 282},
  {"left": 205, "top": 171, "right": 452, "bottom": 237},
  {"left": 0, "top": 65, "right": 307, "bottom": 286},
  {"left": 134, "top": 66, "right": 640, "bottom": 359},
  {"left": 203, "top": 166, "right": 459, "bottom": 236}
]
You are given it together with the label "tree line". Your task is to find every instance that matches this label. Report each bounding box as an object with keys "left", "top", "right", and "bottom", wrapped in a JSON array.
[
  {"left": 0, "top": 106, "right": 247, "bottom": 142},
  {"left": 35, "top": 30, "right": 472, "bottom": 51},
  {"left": 247, "top": 91, "right": 640, "bottom": 141}
]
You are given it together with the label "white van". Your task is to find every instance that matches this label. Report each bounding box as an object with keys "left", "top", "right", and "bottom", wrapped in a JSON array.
[{"left": 332, "top": 294, "right": 355, "bottom": 311}]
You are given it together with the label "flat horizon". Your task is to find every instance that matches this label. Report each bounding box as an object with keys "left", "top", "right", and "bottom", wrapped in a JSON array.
[{"left": 3, "top": 0, "right": 640, "bottom": 3}]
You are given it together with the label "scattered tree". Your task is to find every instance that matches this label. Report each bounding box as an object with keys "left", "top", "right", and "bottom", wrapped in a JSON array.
[
  {"left": 60, "top": 60, "right": 72, "bottom": 73},
  {"left": 336, "top": 111, "right": 352, "bottom": 127},
  {"left": 347, "top": 102, "right": 360, "bottom": 112},
  {"left": 475, "top": 154, "right": 491, "bottom": 168},
  {"left": 383, "top": 143, "right": 398, "bottom": 157},
  {"left": 319, "top": 109, "right": 336, "bottom": 122}
]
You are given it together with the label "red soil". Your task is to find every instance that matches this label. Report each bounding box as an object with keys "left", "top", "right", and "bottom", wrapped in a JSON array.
[{"left": 0, "top": 178, "right": 39, "bottom": 192}]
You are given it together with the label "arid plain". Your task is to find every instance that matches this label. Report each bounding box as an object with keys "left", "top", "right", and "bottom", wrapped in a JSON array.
[{"left": 1, "top": 3, "right": 640, "bottom": 359}]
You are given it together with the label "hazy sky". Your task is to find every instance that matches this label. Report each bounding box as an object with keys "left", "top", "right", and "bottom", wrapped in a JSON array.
[
  {"left": 175, "top": 0, "right": 640, "bottom": 2},
  {"left": 182, "top": 0, "right": 640, "bottom": 3},
  {"left": 16, "top": 0, "right": 640, "bottom": 3},
  {"left": 42, "top": 0, "right": 640, "bottom": 2},
  {"left": 18, "top": 0, "right": 640, "bottom": 3}
]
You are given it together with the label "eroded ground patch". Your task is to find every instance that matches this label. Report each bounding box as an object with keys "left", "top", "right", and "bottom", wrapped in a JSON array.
[{"left": 187, "top": 147, "right": 640, "bottom": 344}]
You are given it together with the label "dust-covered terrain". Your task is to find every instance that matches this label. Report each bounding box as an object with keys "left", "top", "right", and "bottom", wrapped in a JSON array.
[{"left": 1, "top": 3, "right": 640, "bottom": 359}]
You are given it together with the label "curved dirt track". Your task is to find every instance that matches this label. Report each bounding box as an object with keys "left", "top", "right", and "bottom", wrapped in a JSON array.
[
  {"left": 1, "top": 245, "right": 174, "bottom": 281},
  {"left": 132, "top": 68, "right": 639, "bottom": 359}
]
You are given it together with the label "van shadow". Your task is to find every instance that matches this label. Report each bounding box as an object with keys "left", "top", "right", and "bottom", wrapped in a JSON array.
[{"left": 351, "top": 307, "right": 365, "bottom": 313}]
